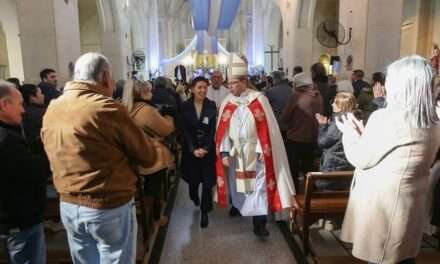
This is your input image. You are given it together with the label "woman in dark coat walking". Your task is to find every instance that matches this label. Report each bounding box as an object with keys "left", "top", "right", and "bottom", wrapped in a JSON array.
[{"left": 181, "top": 76, "right": 217, "bottom": 228}]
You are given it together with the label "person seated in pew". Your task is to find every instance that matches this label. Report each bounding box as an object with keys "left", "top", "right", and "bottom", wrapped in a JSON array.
[
  {"left": 314, "top": 92, "right": 357, "bottom": 191},
  {"left": 0, "top": 80, "right": 50, "bottom": 264},
  {"left": 121, "top": 79, "right": 175, "bottom": 221},
  {"left": 19, "top": 84, "right": 46, "bottom": 149}
]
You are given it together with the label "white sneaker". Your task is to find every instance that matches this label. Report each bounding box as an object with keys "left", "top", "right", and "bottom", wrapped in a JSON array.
[
  {"left": 317, "top": 218, "right": 325, "bottom": 228},
  {"left": 324, "top": 220, "right": 335, "bottom": 231}
]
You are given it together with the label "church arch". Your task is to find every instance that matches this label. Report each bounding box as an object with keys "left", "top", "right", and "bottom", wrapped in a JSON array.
[
  {"left": 96, "top": 0, "right": 115, "bottom": 33},
  {"left": 78, "top": 0, "right": 102, "bottom": 53},
  {"left": 400, "top": 0, "right": 440, "bottom": 57}
]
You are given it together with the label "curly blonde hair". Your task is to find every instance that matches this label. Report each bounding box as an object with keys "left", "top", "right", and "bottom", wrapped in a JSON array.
[{"left": 334, "top": 92, "right": 357, "bottom": 113}]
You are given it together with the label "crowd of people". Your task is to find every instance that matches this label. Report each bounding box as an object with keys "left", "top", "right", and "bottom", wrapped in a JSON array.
[{"left": 0, "top": 51, "right": 440, "bottom": 264}]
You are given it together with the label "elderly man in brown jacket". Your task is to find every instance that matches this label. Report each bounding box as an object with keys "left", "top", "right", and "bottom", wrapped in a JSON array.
[
  {"left": 282, "top": 72, "right": 324, "bottom": 188},
  {"left": 41, "top": 53, "right": 156, "bottom": 264}
]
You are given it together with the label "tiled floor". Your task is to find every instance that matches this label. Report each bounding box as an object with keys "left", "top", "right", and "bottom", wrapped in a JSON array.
[
  {"left": 157, "top": 179, "right": 440, "bottom": 264},
  {"left": 295, "top": 222, "right": 440, "bottom": 263},
  {"left": 158, "top": 181, "right": 297, "bottom": 264}
]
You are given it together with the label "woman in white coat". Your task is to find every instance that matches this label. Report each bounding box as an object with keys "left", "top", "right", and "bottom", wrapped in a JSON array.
[{"left": 336, "top": 56, "right": 440, "bottom": 264}]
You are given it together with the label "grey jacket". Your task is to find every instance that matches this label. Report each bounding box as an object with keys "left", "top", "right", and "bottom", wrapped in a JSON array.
[
  {"left": 265, "top": 80, "right": 292, "bottom": 131},
  {"left": 316, "top": 115, "right": 353, "bottom": 190}
]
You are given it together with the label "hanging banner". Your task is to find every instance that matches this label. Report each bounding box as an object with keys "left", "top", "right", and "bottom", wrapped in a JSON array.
[
  {"left": 190, "top": 0, "right": 210, "bottom": 30},
  {"left": 217, "top": 0, "right": 241, "bottom": 29},
  {"left": 196, "top": 31, "right": 205, "bottom": 53},
  {"left": 208, "top": 0, "right": 223, "bottom": 36}
]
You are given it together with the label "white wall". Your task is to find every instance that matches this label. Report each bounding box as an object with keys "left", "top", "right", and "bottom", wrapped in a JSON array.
[
  {"left": 400, "top": 0, "right": 420, "bottom": 56},
  {"left": 263, "top": 3, "right": 282, "bottom": 73},
  {"left": 433, "top": 0, "right": 440, "bottom": 45},
  {"left": 312, "top": 0, "right": 338, "bottom": 62},
  {"left": 80, "top": 14, "right": 102, "bottom": 53},
  {"left": 79, "top": 0, "right": 102, "bottom": 53},
  {"left": 0, "top": 23, "right": 9, "bottom": 79},
  {"left": 279, "top": 0, "right": 301, "bottom": 76},
  {"left": 400, "top": 0, "right": 440, "bottom": 57},
  {"left": 338, "top": 0, "right": 368, "bottom": 73},
  {"left": 53, "top": 0, "right": 81, "bottom": 83},
  {"left": 365, "top": 0, "right": 403, "bottom": 74},
  {"left": 433, "top": 1, "right": 440, "bottom": 45},
  {"left": 338, "top": 0, "right": 403, "bottom": 76},
  {"left": 16, "top": 0, "right": 81, "bottom": 85},
  {"left": 0, "top": 0, "right": 24, "bottom": 80}
]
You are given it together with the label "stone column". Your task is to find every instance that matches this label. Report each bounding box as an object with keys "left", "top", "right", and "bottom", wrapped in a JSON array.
[
  {"left": 0, "top": 0, "right": 24, "bottom": 80},
  {"left": 279, "top": 0, "right": 300, "bottom": 76},
  {"left": 339, "top": 0, "right": 403, "bottom": 77},
  {"left": 98, "top": 0, "right": 130, "bottom": 81},
  {"left": 293, "top": 0, "right": 315, "bottom": 78},
  {"left": 146, "top": 0, "right": 161, "bottom": 76},
  {"left": 251, "top": 0, "right": 265, "bottom": 68},
  {"left": 16, "top": 0, "right": 81, "bottom": 85}
]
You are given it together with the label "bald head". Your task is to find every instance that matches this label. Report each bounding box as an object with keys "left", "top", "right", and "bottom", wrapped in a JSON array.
[
  {"left": 74, "top": 52, "right": 114, "bottom": 97},
  {"left": 0, "top": 81, "right": 24, "bottom": 125},
  {"left": 0, "top": 81, "right": 14, "bottom": 100},
  {"left": 211, "top": 70, "right": 223, "bottom": 88}
]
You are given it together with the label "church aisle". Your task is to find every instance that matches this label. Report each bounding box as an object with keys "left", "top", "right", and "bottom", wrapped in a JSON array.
[{"left": 158, "top": 180, "right": 297, "bottom": 264}]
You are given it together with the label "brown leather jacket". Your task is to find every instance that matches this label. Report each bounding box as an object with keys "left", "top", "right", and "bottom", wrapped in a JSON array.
[
  {"left": 42, "top": 81, "right": 156, "bottom": 209},
  {"left": 130, "top": 101, "right": 174, "bottom": 175},
  {"left": 281, "top": 85, "right": 324, "bottom": 143}
]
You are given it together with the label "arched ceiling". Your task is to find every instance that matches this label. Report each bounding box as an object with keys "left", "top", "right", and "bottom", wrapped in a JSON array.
[
  {"left": 158, "top": 0, "right": 188, "bottom": 18},
  {"left": 78, "top": 0, "right": 97, "bottom": 23}
]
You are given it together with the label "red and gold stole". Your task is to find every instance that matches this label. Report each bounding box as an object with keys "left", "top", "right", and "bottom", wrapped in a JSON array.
[{"left": 215, "top": 99, "right": 282, "bottom": 212}]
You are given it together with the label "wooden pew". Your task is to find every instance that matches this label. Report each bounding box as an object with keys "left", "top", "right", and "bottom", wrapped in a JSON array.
[
  {"left": 290, "top": 171, "right": 354, "bottom": 257},
  {"left": 0, "top": 180, "right": 171, "bottom": 264}
]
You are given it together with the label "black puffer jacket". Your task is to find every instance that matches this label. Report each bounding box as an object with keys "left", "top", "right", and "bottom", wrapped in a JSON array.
[
  {"left": 316, "top": 114, "right": 353, "bottom": 190},
  {"left": 0, "top": 121, "right": 50, "bottom": 234}
]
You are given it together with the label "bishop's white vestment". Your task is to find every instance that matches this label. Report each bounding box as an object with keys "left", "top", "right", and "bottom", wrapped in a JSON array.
[
  {"left": 215, "top": 89, "right": 295, "bottom": 216},
  {"left": 207, "top": 85, "right": 229, "bottom": 109}
]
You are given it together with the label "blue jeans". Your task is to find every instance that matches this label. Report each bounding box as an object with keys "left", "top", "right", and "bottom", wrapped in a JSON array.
[
  {"left": 0, "top": 223, "right": 46, "bottom": 264},
  {"left": 60, "top": 200, "right": 137, "bottom": 264}
]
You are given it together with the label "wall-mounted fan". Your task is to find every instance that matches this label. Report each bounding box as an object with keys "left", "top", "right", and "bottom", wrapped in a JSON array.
[{"left": 316, "top": 19, "right": 352, "bottom": 48}]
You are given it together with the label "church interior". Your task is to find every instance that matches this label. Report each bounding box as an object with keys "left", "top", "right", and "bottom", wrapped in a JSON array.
[{"left": 1, "top": 0, "right": 440, "bottom": 263}]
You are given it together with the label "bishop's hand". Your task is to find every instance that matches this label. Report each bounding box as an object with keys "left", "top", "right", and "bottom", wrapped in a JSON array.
[
  {"left": 193, "top": 149, "right": 204, "bottom": 158},
  {"left": 258, "top": 153, "right": 265, "bottom": 162},
  {"left": 222, "top": 156, "right": 230, "bottom": 167}
]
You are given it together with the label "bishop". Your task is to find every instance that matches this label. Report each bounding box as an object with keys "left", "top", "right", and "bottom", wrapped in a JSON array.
[{"left": 215, "top": 53, "right": 296, "bottom": 237}]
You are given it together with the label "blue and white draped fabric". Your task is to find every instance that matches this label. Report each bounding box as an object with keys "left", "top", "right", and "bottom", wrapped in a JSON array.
[
  {"left": 196, "top": 31, "right": 205, "bottom": 53},
  {"left": 190, "top": 0, "right": 241, "bottom": 54},
  {"left": 190, "top": 0, "right": 241, "bottom": 32},
  {"left": 195, "top": 31, "right": 217, "bottom": 54},
  {"left": 190, "top": 0, "right": 210, "bottom": 31},
  {"left": 208, "top": 0, "right": 223, "bottom": 36},
  {"left": 211, "top": 35, "right": 218, "bottom": 54},
  {"left": 217, "top": 0, "right": 241, "bottom": 30}
]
